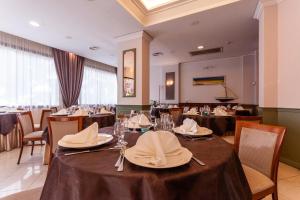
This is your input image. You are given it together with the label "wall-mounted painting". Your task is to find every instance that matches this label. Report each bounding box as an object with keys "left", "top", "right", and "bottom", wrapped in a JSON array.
[
  {"left": 123, "top": 49, "right": 136, "bottom": 97},
  {"left": 193, "top": 76, "right": 225, "bottom": 85}
]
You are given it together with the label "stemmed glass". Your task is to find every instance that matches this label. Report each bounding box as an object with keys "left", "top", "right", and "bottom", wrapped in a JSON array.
[
  {"left": 130, "top": 112, "right": 139, "bottom": 133},
  {"left": 114, "top": 119, "right": 128, "bottom": 148}
]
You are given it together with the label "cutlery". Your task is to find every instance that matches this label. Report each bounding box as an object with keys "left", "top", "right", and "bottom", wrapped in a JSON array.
[
  {"left": 183, "top": 135, "right": 214, "bottom": 141},
  {"left": 192, "top": 156, "right": 206, "bottom": 166},
  {"left": 117, "top": 147, "right": 126, "bottom": 172},
  {"left": 115, "top": 152, "right": 123, "bottom": 167},
  {"left": 64, "top": 147, "right": 119, "bottom": 156}
]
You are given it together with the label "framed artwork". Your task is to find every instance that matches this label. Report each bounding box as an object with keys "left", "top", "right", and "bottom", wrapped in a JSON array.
[
  {"left": 123, "top": 49, "right": 136, "bottom": 97},
  {"left": 193, "top": 76, "right": 225, "bottom": 85}
]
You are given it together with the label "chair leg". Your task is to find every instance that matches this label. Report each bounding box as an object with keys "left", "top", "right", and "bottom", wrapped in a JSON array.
[
  {"left": 31, "top": 141, "right": 35, "bottom": 156},
  {"left": 17, "top": 142, "right": 24, "bottom": 164},
  {"left": 272, "top": 187, "right": 278, "bottom": 200}
]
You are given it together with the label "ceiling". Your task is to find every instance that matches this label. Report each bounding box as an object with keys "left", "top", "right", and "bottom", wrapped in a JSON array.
[{"left": 0, "top": 0, "right": 259, "bottom": 67}]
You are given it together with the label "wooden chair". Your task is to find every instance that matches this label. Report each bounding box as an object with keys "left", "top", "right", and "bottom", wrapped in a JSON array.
[
  {"left": 222, "top": 116, "right": 263, "bottom": 144},
  {"left": 34, "top": 109, "right": 52, "bottom": 131},
  {"left": 50, "top": 106, "right": 58, "bottom": 113},
  {"left": 234, "top": 121, "right": 286, "bottom": 200},
  {"left": 169, "top": 108, "right": 183, "bottom": 126},
  {"left": 17, "top": 111, "right": 44, "bottom": 164},
  {"left": 47, "top": 116, "right": 83, "bottom": 166}
]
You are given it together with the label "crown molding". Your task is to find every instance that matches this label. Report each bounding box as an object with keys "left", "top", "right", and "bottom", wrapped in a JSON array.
[
  {"left": 254, "top": 0, "right": 285, "bottom": 19},
  {"left": 115, "top": 31, "right": 153, "bottom": 43}
]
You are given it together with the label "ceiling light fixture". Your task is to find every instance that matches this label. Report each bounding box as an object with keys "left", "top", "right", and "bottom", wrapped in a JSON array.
[
  {"left": 29, "top": 20, "right": 40, "bottom": 27},
  {"left": 197, "top": 45, "right": 204, "bottom": 50},
  {"left": 89, "top": 46, "right": 100, "bottom": 51},
  {"left": 140, "top": 0, "right": 178, "bottom": 10}
]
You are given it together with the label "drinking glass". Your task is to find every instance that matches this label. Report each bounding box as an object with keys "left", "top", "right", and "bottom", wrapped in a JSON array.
[
  {"left": 130, "top": 112, "right": 139, "bottom": 133},
  {"left": 114, "top": 119, "right": 123, "bottom": 148}
]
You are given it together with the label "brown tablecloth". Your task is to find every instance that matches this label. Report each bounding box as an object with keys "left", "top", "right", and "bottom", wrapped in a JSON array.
[
  {"left": 183, "top": 114, "right": 235, "bottom": 136},
  {"left": 41, "top": 127, "right": 251, "bottom": 200},
  {"left": 0, "top": 113, "right": 17, "bottom": 135}
]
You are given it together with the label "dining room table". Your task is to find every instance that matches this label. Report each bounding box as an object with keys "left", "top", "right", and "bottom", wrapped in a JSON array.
[
  {"left": 182, "top": 114, "right": 236, "bottom": 136},
  {"left": 0, "top": 112, "right": 19, "bottom": 152},
  {"left": 40, "top": 126, "right": 251, "bottom": 200}
]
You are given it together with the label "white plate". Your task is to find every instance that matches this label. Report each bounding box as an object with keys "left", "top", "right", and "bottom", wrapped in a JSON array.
[
  {"left": 127, "top": 123, "right": 153, "bottom": 129},
  {"left": 58, "top": 133, "right": 113, "bottom": 149},
  {"left": 173, "top": 127, "right": 213, "bottom": 136},
  {"left": 183, "top": 112, "right": 199, "bottom": 116},
  {"left": 51, "top": 113, "right": 68, "bottom": 116},
  {"left": 125, "top": 147, "right": 192, "bottom": 169}
]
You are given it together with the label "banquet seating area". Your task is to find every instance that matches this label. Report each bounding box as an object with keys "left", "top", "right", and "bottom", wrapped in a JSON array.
[{"left": 0, "top": 0, "right": 300, "bottom": 200}]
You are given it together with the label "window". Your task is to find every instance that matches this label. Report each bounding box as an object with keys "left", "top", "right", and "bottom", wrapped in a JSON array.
[
  {"left": 0, "top": 45, "right": 59, "bottom": 106},
  {"left": 80, "top": 66, "right": 117, "bottom": 105}
]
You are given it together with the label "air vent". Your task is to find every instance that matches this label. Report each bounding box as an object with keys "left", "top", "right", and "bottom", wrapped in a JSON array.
[
  {"left": 190, "top": 47, "right": 223, "bottom": 56},
  {"left": 152, "top": 52, "right": 163, "bottom": 56}
]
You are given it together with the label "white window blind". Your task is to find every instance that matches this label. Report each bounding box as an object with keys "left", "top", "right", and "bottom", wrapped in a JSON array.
[{"left": 80, "top": 66, "right": 117, "bottom": 105}]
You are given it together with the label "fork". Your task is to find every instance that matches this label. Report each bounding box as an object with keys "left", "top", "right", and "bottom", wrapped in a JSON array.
[{"left": 117, "top": 147, "right": 126, "bottom": 172}]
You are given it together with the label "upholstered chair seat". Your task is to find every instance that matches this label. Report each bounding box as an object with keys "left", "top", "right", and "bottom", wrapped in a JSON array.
[
  {"left": 24, "top": 131, "right": 44, "bottom": 139},
  {"left": 234, "top": 121, "right": 286, "bottom": 200},
  {"left": 242, "top": 164, "right": 274, "bottom": 194}
]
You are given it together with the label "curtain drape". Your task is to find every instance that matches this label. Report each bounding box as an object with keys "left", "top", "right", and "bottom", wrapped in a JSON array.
[
  {"left": 79, "top": 66, "right": 117, "bottom": 105},
  {"left": 52, "top": 48, "right": 84, "bottom": 107},
  {"left": 0, "top": 31, "right": 59, "bottom": 106}
]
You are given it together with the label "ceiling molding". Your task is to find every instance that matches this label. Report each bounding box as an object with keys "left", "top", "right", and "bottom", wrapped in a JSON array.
[
  {"left": 117, "top": 0, "right": 241, "bottom": 26},
  {"left": 253, "top": 0, "right": 283, "bottom": 19},
  {"left": 115, "top": 31, "right": 153, "bottom": 43}
]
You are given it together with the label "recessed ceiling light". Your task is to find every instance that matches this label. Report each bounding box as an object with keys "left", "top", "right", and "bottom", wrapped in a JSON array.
[
  {"left": 29, "top": 20, "right": 40, "bottom": 27},
  {"left": 89, "top": 46, "right": 100, "bottom": 51},
  {"left": 197, "top": 45, "right": 204, "bottom": 50},
  {"left": 152, "top": 52, "right": 163, "bottom": 56},
  {"left": 140, "top": 0, "right": 177, "bottom": 10}
]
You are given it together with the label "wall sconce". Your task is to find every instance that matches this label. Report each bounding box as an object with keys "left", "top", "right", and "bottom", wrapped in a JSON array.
[{"left": 166, "top": 79, "right": 174, "bottom": 86}]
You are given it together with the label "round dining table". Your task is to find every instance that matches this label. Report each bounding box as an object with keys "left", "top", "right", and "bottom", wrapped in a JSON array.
[
  {"left": 183, "top": 114, "right": 235, "bottom": 136},
  {"left": 40, "top": 127, "right": 251, "bottom": 200}
]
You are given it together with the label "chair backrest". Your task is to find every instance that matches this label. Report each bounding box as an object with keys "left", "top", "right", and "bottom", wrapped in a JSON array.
[
  {"left": 48, "top": 116, "right": 83, "bottom": 154},
  {"left": 17, "top": 111, "right": 34, "bottom": 136},
  {"left": 169, "top": 108, "right": 183, "bottom": 126},
  {"left": 234, "top": 121, "right": 286, "bottom": 181},
  {"left": 183, "top": 106, "right": 189, "bottom": 113},
  {"left": 50, "top": 107, "right": 58, "bottom": 113},
  {"left": 40, "top": 109, "right": 52, "bottom": 131}
]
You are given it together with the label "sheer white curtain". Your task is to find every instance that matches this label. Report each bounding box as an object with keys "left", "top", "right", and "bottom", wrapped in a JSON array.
[
  {"left": 80, "top": 66, "right": 117, "bottom": 105},
  {"left": 0, "top": 32, "right": 59, "bottom": 106}
]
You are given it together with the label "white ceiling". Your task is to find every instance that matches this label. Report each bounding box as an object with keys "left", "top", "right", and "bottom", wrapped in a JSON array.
[{"left": 0, "top": 0, "right": 259, "bottom": 67}]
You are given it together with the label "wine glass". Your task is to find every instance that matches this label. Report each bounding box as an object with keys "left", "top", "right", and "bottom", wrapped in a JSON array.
[
  {"left": 130, "top": 112, "right": 139, "bottom": 133},
  {"left": 114, "top": 119, "right": 125, "bottom": 148}
]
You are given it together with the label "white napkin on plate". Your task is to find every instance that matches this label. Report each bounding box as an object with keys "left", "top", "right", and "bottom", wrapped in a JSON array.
[
  {"left": 133, "top": 131, "right": 183, "bottom": 166},
  {"left": 99, "top": 107, "right": 112, "bottom": 114},
  {"left": 185, "top": 107, "right": 198, "bottom": 115},
  {"left": 72, "top": 109, "right": 89, "bottom": 116},
  {"left": 179, "top": 118, "right": 199, "bottom": 134},
  {"left": 213, "top": 108, "right": 228, "bottom": 116},
  {"left": 54, "top": 108, "right": 67, "bottom": 115},
  {"left": 128, "top": 114, "right": 151, "bottom": 127},
  {"left": 60, "top": 122, "right": 98, "bottom": 145}
]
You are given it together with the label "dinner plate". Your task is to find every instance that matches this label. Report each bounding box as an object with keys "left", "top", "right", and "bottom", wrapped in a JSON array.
[
  {"left": 183, "top": 112, "right": 199, "bottom": 116},
  {"left": 124, "top": 147, "right": 192, "bottom": 169},
  {"left": 58, "top": 133, "right": 113, "bottom": 149},
  {"left": 173, "top": 127, "right": 213, "bottom": 136},
  {"left": 126, "top": 123, "right": 153, "bottom": 129},
  {"left": 51, "top": 113, "right": 68, "bottom": 116}
]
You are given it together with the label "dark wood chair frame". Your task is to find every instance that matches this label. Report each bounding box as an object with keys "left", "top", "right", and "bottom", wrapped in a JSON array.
[
  {"left": 17, "top": 111, "right": 44, "bottom": 164},
  {"left": 234, "top": 121, "right": 286, "bottom": 200},
  {"left": 47, "top": 116, "right": 83, "bottom": 166}
]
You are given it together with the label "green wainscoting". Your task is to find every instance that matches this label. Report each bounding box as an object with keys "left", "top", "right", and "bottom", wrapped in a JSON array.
[
  {"left": 116, "top": 105, "right": 151, "bottom": 115},
  {"left": 259, "top": 107, "right": 300, "bottom": 169}
]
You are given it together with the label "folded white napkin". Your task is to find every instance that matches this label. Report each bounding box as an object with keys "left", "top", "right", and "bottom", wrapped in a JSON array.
[
  {"left": 133, "top": 131, "right": 183, "bottom": 166},
  {"left": 71, "top": 109, "right": 89, "bottom": 116},
  {"left": 213, "top": 108, "right": 228, "bottom": 116},
  {"left": 185, "top": 107, "right": 198, "bottom": 115},
  {"left": 54, "top": 108, "right": 67, "bottom": 115},
  {"left": 168, "top": 105, "right": 173, "bottom": 108},
  {"left": 60, "top": 122, "right": 98, "bottom": 145},
  {"left": 99, "top": 108, "right": 112, "bottom": 114},
  {"left": 128, "top": 114, "right": 151, "bottom": 127},
  {"left": 179, "top": 118, "right": 199, "bottom": 134}
]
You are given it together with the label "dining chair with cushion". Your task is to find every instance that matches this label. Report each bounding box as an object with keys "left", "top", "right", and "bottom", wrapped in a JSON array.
[
  {"left": 17, "top": 111, "right": 44, "bottom": 164},
  {"left": 47, "top": 116, "right": 83, "bottom": 165},
  {"left": 34, "top": 109, "right": 52, "bottom": 131},
  {"left": 169, "top": 108, "right": 183, "bottom": 126},
  {"left": 234, "top": 121, "right": 286, "bottom": 200},
  {"left": 222, "top": 116, "right": 263, "bottom": 144}
]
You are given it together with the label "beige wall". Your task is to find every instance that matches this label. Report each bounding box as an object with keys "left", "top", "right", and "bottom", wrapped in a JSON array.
[
  {"left": 277, "top": 0, "right": 300, "bottom": 108},
  {"left": 150, "top": 64, "right": 179, "bottom": 104},
  {"left": 149, "top": 55, "right": 258, "bottom": 104},
  {"left": 116, "top": 32, "right": 151, "bottom": 105}
]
